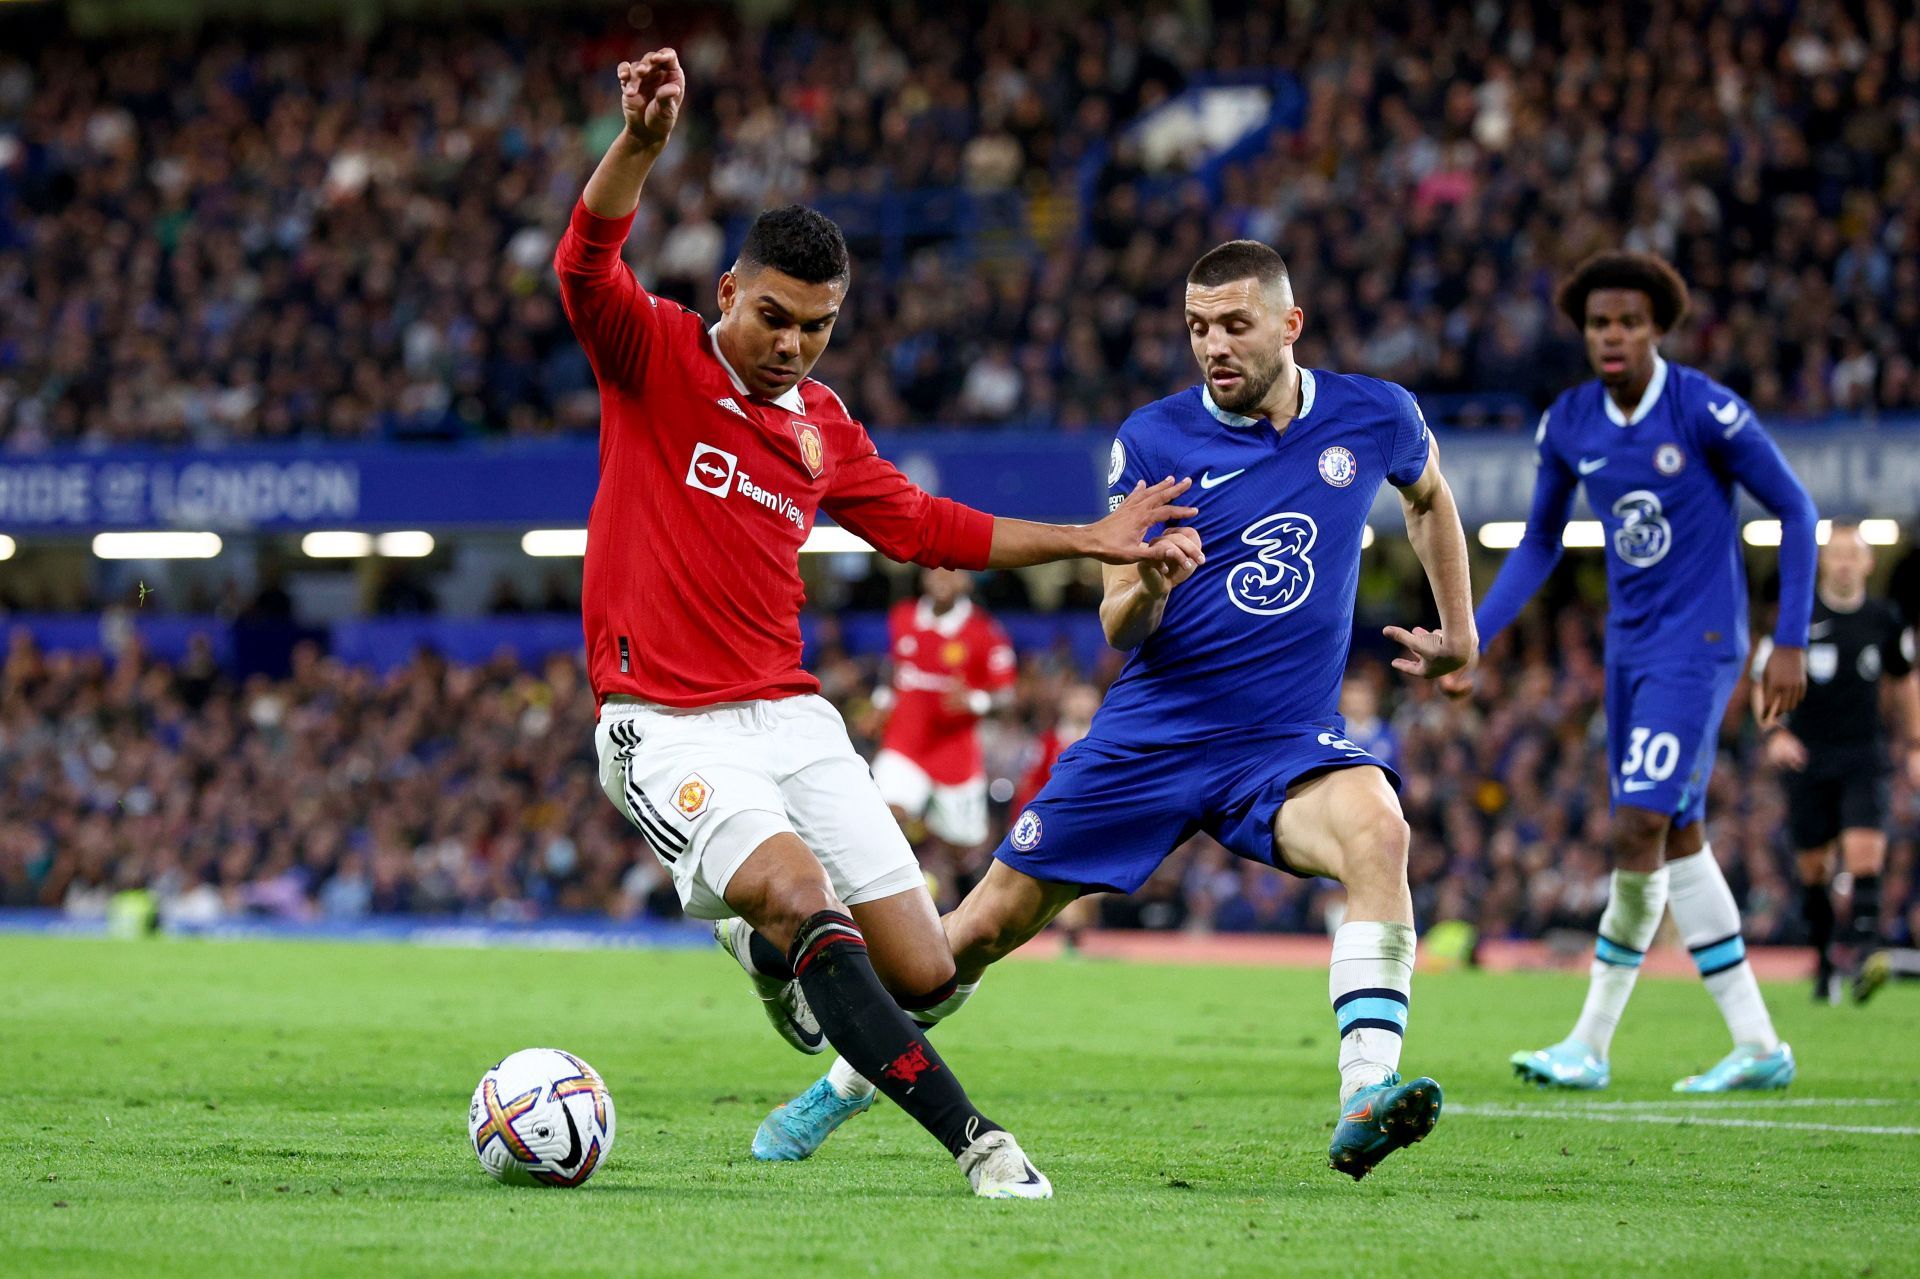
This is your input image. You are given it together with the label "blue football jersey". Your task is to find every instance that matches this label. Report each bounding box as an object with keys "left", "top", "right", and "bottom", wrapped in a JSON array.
[
  {"left": 1485, "top": 356, "right": 1817, "bottom": 663},
  {"left": 1093, "top": 370, "right": 1431, "bottom": 747}
]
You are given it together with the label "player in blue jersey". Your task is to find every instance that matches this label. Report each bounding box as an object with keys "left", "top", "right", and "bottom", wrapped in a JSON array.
[
  {"left": 1445, "top": 252, "right": 1816, "bottom": 1093},
  {"left": 742, "top": 240, "right": 1478, "bottom": 1181}
]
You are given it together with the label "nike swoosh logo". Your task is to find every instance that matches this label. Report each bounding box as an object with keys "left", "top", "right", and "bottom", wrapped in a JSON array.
[
  {"left": 1623, "top": 779, "right": 1659, "bottom": 792},
  {"left": 1709, "top": 399, "right": 1741, "bottom": 425},
  {"left": 1199, "top": 469, "right": 1246, "bottom": 489},
  {"left": 1577, "top": 457, "right": 1608, "bottom": 475},
  {"left": 557, "top": 1100, "right": 584, "bottom": 1170},
  {"left": 1342, "top": 1103, "right": 1374, "bottom": 1123},
  {"left": 782, "top": 1006, "right": 825, "bottom": 1051},
  {"left": 1809, "top": 621, "right": 1834, "bottom": 638}
]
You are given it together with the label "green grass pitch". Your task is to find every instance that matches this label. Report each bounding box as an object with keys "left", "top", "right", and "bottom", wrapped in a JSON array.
[{"left": 5, "top": 935, "right": 1917, "bottom": 1278}]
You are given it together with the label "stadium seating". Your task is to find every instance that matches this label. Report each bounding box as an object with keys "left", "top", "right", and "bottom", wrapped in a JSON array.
[
  {"left": 5, "top": 2, "right": 1920, "bottom": 446},
  {"left": 3, "top": 600, "right": 1912, "bottom": 948}
]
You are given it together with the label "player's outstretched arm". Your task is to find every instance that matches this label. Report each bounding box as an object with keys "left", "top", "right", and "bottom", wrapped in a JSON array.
[
  {"left": 582, "top": 50, "right": 685, "bottom": 218},
  {"left": 555, "top": 50, "right": 686, "bottom": 380},
  {"left": 1387, "top": 441, "right": 1476, "bottom": 680},
  {"left": 984, "top": 478, "right": 1200, "bottom": 569},
  {"left": 1442, "top": 430, "right": 1577, "bottom": 696}
]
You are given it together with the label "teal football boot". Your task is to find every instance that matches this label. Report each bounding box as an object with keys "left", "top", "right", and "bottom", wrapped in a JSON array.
[
  {"left": 752, "top": 1076, "right": 876, "bottom": 1161},
  {"left": 1672, "top": 1042, "right": 1795, "bottom": 1093},
  {"left": 1328, "top": 1073, "right": 1443, "bottom": 1180},
  {"left": 1510, "top": 1038, "right": 1610, "bottom": 1089}
]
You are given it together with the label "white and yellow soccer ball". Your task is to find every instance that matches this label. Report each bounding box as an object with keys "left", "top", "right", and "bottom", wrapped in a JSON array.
[{"left": 468, "top": 1048, "right": 616, "bottom": 1187}]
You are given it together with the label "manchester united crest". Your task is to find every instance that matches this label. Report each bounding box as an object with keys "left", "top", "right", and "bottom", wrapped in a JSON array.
[
  {"left": 673, "top": 773, "right": 712, "bottom": 819},
  {"left": 792, "top": 420, "right": 825, "bottom": 478}
]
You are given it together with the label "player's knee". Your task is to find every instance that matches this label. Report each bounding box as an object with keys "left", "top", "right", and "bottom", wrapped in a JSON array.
[
  {"left": 739, "top": 881, "right": 844, "bottom": 952},
  {"left": 1340, "top": 805, "right": 1410, "bottom": 888},
  {"left": 1610, "top": 809, "right": 1669, "bottom": 871}
]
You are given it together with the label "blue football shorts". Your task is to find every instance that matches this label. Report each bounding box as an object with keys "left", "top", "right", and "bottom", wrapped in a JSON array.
[{"left": 993, "top": 720, "right": 1400, "bottom": 894}]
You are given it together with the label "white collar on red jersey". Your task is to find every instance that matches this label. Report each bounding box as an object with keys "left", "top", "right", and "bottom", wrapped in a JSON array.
[
  {"left": 1603, "top": 353, "right": 1668, "bottom": 427},
  {"left": 915, "top": 596, "right": 974, "bottom": 636},
  {"left": 708, "top": 323, "right": 808, "bottom": 414}
]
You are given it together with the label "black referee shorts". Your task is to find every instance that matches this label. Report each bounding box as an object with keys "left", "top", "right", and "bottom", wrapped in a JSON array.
[{"left": 1785, "top": 762, "right": 1891, "bottom": 851}]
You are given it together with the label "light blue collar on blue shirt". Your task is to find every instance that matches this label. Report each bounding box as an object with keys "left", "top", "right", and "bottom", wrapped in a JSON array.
[{"left": 1202, "top": 366, "right": 1317, "bottom": 428}]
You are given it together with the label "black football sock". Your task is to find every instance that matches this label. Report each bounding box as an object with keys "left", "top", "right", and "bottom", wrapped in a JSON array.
[
  {"left": 746, "top": 928, "right": 795, "bottom": 981},
  {"left": 1846, "top": 875, "right": 1882, "bottom": 948},
  {"left": 788, "top": 910, "right": 1001, "bottom": 1157},
  {"left": 1802, "top": 882, "right": 1834, "bottom": 966}
]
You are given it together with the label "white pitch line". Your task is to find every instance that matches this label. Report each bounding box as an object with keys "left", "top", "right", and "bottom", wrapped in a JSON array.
[
  {"left": 1533, "top": 1097, "right": 1909, "bottom": 1111},
  {"left": 1453, "top": 1103, "right": 1920, "bottom": 1137}
]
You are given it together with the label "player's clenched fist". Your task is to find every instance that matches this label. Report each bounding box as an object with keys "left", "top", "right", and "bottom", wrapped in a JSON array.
[
  {"left": 618, "top": 49, "right": 685, "bottom": 147},
  {"left": 1137, "top": 527, "right": 1204, "bottom": 598}
]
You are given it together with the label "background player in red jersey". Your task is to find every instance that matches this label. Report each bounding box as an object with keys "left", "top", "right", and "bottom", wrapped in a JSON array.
[
  {"left": 871, "top": 569, "right": 1015, "bottom": 856},
  {"left": 556, "top": 47, "right": 1199, "bottom": 1198}
]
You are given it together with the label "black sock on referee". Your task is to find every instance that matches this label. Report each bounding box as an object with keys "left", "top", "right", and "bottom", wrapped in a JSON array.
[
  {"left": 1847, "top": 875, "right": 1882, "bottom": 947},
  {"left": 1802, "top": 883, "right": 1834, "bottom": 962},
  {"left": 787, "top": 910, "right": 1001, "bottom": 1157}
]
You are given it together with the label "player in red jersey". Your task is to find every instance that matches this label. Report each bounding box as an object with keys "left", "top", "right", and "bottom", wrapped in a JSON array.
[
  {"left": 557, "top": 49, "right": 1200, "bottom": 1198},
  {"left": 872, "top": 569, "right": 1015, "bottom": 854}
]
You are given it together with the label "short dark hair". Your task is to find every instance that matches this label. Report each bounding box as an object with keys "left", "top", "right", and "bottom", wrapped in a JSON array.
[
  {"left": 1555, "top": 251, "right": 1691, "bottom": 331},
  {"left": 1188, "top": 240, "right": 1290, "bottom": 293},
  {"left": 737, "top": 205, "right": 849, "bottom": 284}
]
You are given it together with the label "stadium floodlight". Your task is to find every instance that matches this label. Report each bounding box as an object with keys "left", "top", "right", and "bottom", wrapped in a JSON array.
[
  {"left": 1561, "top": 521, "right": 1605, "bottom": 548},
  {"left": 92, "top": 532, "right": 222, "bottom": 559},
  {"left": 801, "top": 524, "right": 873, "bottom": 554},
  {"left": 1858, "top": 518, "right": 1900, "bottom": 546},
  {"left": 522, "top": 528, "right": 588, "bottom": 557},
  {"left": 0, "top": 534, "right": 13, "bottom": 561},
  {"left": 375, "top": 531, "right": 435, "bottom": 558},
  {"left": 301, "top": 531, "right": 374, "bottom": 558},
  {"left": 1477, "top": 522, "right": 1526, "bottom": 549},
  {"left": 1361, "top": 524, "right": 1375, "bottom": 549},
  {"left": 1742, "top": 521, "right": 1782, "bottom": 547}
]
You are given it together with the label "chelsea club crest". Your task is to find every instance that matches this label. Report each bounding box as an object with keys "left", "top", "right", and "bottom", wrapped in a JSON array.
[{"left": 1318, "top": 446, "right": 1356, "bottom": 487}]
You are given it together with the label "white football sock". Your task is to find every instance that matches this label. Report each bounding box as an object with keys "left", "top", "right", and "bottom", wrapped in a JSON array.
[
  {"left": 827, "top": 980, "right": 979, "bottom": 1101},
  {"left": 1329, "top": 921, "right": 1415, "bottom": 1103},
  {"left": 1570, "top": 867, "right": 1669, "bottom": 1059},
  {"left": 1666, "top": 846, "right": 1780, "bottom": 1053}
]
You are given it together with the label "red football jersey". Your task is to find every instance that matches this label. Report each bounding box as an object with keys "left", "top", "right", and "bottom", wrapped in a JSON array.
[
  {"left": 555, "top": 201, "right": 995, "bottom": 708},
  {"left": 878, "top": 597, "right": 1016, "bottom": 785}
]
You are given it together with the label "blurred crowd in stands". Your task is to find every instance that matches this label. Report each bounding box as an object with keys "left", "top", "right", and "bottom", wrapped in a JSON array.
[
  {"left": 7, "top": 0, "right": 1920, "bottom": 449},
  {"left": 4, "top": 596, "right": 1915, "bottom": 954}
]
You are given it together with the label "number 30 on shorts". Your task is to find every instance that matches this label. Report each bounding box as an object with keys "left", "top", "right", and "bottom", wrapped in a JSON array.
[{"left": 1620, "top": 727, "right": 1681, "bottom": 782}]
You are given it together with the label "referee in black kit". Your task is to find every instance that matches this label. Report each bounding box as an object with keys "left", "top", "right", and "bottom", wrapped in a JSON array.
[{"left": 1753, "top": 522, "right": 1920, "bottom": 1003}]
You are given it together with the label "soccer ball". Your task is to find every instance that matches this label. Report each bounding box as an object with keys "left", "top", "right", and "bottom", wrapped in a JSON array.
[{"left": 468, "top": 1048, "right": 616, "bottom": 1187}]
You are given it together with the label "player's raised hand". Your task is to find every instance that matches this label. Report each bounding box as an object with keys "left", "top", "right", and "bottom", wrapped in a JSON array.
[
  {"left": 1436, "top": 667, "right": 1475, "bottom": 700},
  {"left": 1086, "top": 477, "right": 1199, "bottom": 565},
  {"left": 1758, "top": 643, "right": 1808, "bottom": 723},
  {"left": 1137, "top": 526, "right": 1205, "bottom": 598},
  {"left": 1383, "top": 624, "right": 1473, "bottom": 679},
  {"left": 618, "top": 49, "right": 685, "bottom": 147}
]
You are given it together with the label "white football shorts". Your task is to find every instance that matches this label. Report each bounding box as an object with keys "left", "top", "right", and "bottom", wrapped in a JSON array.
[
  {"left": 871, "top": 748, "right": 991, "bottom": 848},
  {"left": 594, "top": 694, "right": 925, "bottom": 920}
]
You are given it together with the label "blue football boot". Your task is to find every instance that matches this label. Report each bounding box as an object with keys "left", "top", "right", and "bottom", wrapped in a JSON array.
[
  {"left": 1672, "top": 1042, "right": 1795, "bottom": 1093},
  {"left": 1510, "top": 1038, "right": 1611, "bottom": 1090},
  {"left": 1329, "top": 1073, "right": 1443, "bottom": 1180},
  {"left": 752, "top": 1076, "right": 876, "bottom": 1161}
]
